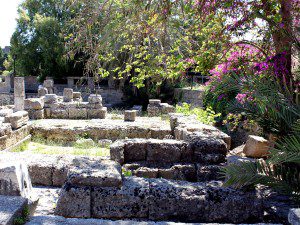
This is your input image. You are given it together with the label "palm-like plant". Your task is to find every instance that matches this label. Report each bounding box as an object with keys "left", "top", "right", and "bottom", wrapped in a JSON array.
[{"left": 222, "top": 122, "right": 300, "bottom": 199}]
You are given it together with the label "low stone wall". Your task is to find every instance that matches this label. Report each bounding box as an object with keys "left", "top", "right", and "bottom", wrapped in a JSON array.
[
  {"left": 111, "top": 138, "right": 227, "bottom": 165},
  {"left": 30, "top": 118, "right": 171, "bottom": 142},
  {"left": 55, "top": 176, "right": 263, "bottom": 223},
  {"left": 174, "top": 87, "right": 205, "bottom": 108}
]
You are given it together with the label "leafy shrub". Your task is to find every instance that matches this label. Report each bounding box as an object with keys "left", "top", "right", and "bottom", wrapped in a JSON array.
[{"left": 176, "top": 103, "right": 221, "bottom": 125}]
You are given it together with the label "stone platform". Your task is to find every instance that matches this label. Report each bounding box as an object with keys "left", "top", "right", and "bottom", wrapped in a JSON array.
[
  {"left": 30, "top": 117, "right": 171, "bottom": 142},
  {"left": 0, "top": 195, "right": 28, "bottom": 225}
]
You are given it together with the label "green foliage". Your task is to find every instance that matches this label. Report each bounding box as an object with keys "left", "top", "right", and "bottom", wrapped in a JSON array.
[
  {"left": 11, "top": 141, "right": 29, "bottom": 153},
  {"left": 222, "top": 120, "right": 300, "bottom": 200},
  {"left": 0, "top": 48, "right": 6, "bottom": 74},
  {"left": 9, "top": 0, "right": 84, "bottom": 78},
  {"left": 175, "top": 103, "right": 220, "bottom": 125},
  {"left": 66, "top": 0, "right": 230, "bottom": 88},
  {"left": 13, "top": 205, "right": 29, "bottom": 225},
  {"left": 122, "top": 168, "right": 132, "bottom": 177}
]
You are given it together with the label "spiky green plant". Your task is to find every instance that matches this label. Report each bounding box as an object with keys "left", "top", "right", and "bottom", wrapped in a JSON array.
[{"left": 222, "top": 120, "right": 300, "bottom": 199}]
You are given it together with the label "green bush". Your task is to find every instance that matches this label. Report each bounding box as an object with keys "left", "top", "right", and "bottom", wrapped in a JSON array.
[{"left": 175, "top": 103, "right": 221, "bottom": 125}]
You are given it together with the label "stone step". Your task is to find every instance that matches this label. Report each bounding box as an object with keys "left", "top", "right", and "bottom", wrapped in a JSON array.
[
  {"left": 55, "top": 178, "right": 265, "bottom": 223},
  {"left": 25, "top": 216, "right": 282, "bottom": 225},
  {"left": 123, "top": 162, "right": 224, "bottom": 182},
  {"left": 0, "top": 153, "right": 118, "bottom": 187},
  {"left": 0, "top": 195, "right": 28, "bottom": 225},
  {"left": 110, "top": 138, "right": 227, "bottom": 165}
]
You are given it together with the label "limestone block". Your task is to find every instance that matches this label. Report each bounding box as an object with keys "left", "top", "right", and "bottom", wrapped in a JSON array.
[
  {"left": 243, "top": 135, "right": 270, "bottom": 158},
  {"left": 91, "top": 177, "right": 149, "bottom": 219},
  {"left": 134, "top": 167, "right": 159, "bottom": 178},
  {"left": 14, "top": 77, "right": 25, "bottom": 97},
  {"left": 87, "top": 107, "right": 107, "bottom": 119},
  {"left": 55, "top": 185, "right": 91, "bottom": 218},
  {"left": 159, "top": 163, "right": 196, "bottom": 182},
  {"left": 44, "top": 94, "right": 58, "bottom": 104},
  {"left": 73, "top": 92, "right": 82, "bottom": 101},
  {"left": 148, "top": 179, "right": 263, "bottom": 223},
  {"left": 38, "top": 87, "right": 48, "bottom": 97},
  {"left": 0, "top": 123, "right": 12, "bottom": 137},
  {"left": 0, "top": 195, "right": 28, "bottom": 225},
  {"left": 63, "top": 88, "right": 74, "bottom": 102},
  {"left": 0, "top": 161, "right": 33, "bottom": 198},
  {"left": 147, "top": 106, "right": 160, "bottom": 117},
  {"left": 24, "top": 98, "right": 44, "bottom": 110},
  {"left": 110, "top": 141, "right": 125, "bottom": 164},
  {"left": 0, "top": 109, "right": 13, "bottom": 117},
  {"left": 27, "top": 155, "right": 56, "bottom": 186},
  {"left": 44, "top": 108, "right": 51, "bottom": 118},
  {"left": 227, "top": 155, "right": 257, "bottom": 165},
  {"left": 68, "top": 108, "right": 87, "bottom": 119},
  {"left": 88, "top": 94, "right": 102, "bottom": 104},
  {"left": 50, "top": 108, "right": 68, "bottom": 119},
  {"left": 4, "top": 111, "right": 29, "bottom": 129},
  {"left": 196, "top": 164, "right": 223, "bottom": 182},
  {"left": 87, "top": 103, "right": 103, "bottom": 109},
  {"left": 27, "top": 109, "right": 44, "bottom": 120},
  {"left": 67, "top": 160, "right": 122, "bottom": 188},
  {"left": 289, "top": 208, "right": 300, "bottom": 225},
  {"left": 146, "top": 139, "right": 185, "bottom": 163},
  {"left": 160, "top": 103, "right": 175, "bottom": 114},
  {"left": 43, "top": 79, "right": 54, "bottom": 88},
  {"left": 123, "top": 139, "right": 148, "bottom": 162},
  {"left": 14, "top": 97, "right": 25, "bottom": 112},
  {"left": 124, "top": 110, "right": 137, "bottom": 122},
  {"left": 149, "top": 99, "right": 161, "bottom": 105}
]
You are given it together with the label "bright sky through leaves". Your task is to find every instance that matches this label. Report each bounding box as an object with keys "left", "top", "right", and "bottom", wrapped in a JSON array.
[{"left": 0, "top": 0, "right": 23, "bottom": 48}]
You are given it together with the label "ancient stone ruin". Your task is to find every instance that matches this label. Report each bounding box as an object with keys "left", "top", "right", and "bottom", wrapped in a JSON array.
[{"left": 0, "top": 78, "right": 298, "bottom": 225}]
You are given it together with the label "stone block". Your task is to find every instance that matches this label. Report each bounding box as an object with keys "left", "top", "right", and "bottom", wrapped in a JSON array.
[
  {"left": 134, "top": 167, "right": 159, "bottom": 178},
  {"left": 27, "top": 154, "right": 58, "bottom": 186},
  {"left": 88, "top": 94, "right": 102, "bottom": 104},
  {"left": 27, "top": 109, "right": 44, "bottom": 120},
  {"left": 43, "top": 79, "right": 54, "bottom": 88},
  {"left": 148, "top": 179, "right": 263, "bottom": 223},
  {"left": 73, "top": 92, "right": 82, "bottom": 100},
  {"left": 91, "top": 177, "right": 149, "bottom": 219},
  {"left": 158, "top": 163, "right": 196, "bottom": 182},
  {"left": 63, "top": 88, "right": 74, "bottom": 102},
  {"left": 50, "top": 108, "right": 68, "bottom": 119},
  {"left": 0, "top": 109, "right": 13, "bottom": 117},
  {"left": 149, "top": 99, "right": 161, "bottom": 105},
  {"left": 0, "top": 195, "right": 28, "bottom": 225},
  {"left": 243, "top": 135, "right": 270, "bottom": 158},
  {"left": 146, "top": 139, "right": 184, "bottom": 163},
  {"left": 14, "top": 96, "right": 25, "bottom": 112},
  {"left": 289, "top": 208, "right": 300, "bottom": 225},
  {"left": 68, "top": 108, "right": 87, "bottom": 119},
  {"left": 44, "top": 94, "right": 58, "bottom": 104},
  {"left": 160, "top": 103, "right": 175, "bottom": 114},
  {"left": 0, "top": 161, "right": 33, "bottom": 198},
  {"left": 87, "top": 108, "right": 107, "bottom": 119},
  {"left": 55, "top": 185, "right": 91, "bottom": 218},
  {"left": 147, "top": 106, "right": 160, "bottom": 117},
  {"left": 124, "top": 110, "right": 137, "bottom": 122},
  {"left": 25, "top": 98, "right": 44, "bottom": 110},
  {"left": 110, "top": 141, "right": 125, "bottom": 164},
  {"left": 67, "top": 160, "right": 122, "bottom": 188},
  {"left": 4, "top": 111, "right": 29, "bottom": 129},
  {"left": 196, "top": 164, "right": 223, "bottom": 182},
  {"left": 0, "top": 123, "right": 12, "bottom": 137},
  {"left": 14, "top": 77, "right": 25, "bottom": 97},
  {"left": 38, "top": 87, "right": 48, "bottom": 97},
  {"left": 124, "top": 139, "right": 148, "bottom": 162}
]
